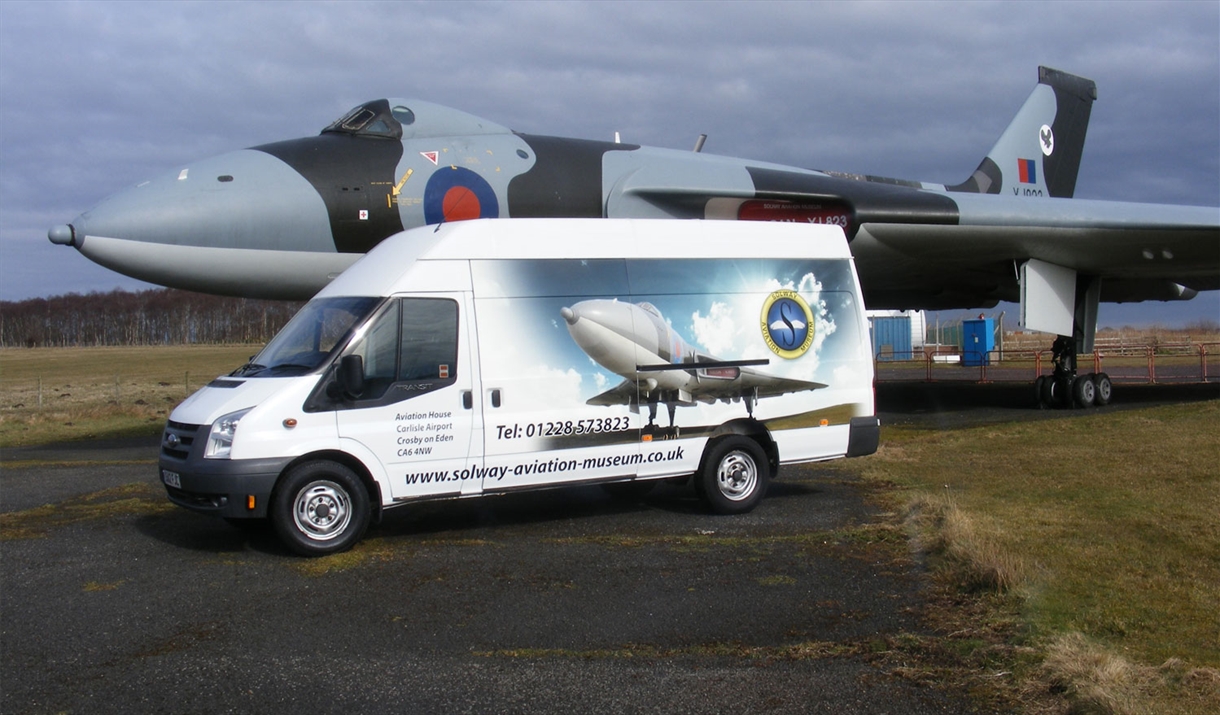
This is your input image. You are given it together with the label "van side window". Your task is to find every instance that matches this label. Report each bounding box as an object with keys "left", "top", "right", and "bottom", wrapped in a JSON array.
[
  {"left": 343, "top": 297, "right": 459, "bottom": 403},
  {"left": 399, "top": 298, "right": 458, "bottom": 381}
]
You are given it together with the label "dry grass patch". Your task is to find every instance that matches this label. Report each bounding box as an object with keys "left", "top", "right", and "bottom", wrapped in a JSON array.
[
  {"left": 1040, "top": 633, "right": 1220, "bottom": 715},
  {"left": 905, "top": 493, "right": 1030, "bottom": 595}
]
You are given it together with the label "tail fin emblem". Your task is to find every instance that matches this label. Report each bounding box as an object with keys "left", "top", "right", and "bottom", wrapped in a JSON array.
[{"left": 1040, "top": 125, "right": 1055, "bottom": 156}]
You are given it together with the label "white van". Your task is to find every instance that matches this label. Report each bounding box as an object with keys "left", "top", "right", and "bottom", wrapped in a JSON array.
[{"left": 159, "top": 219, "right": 878, "bottom": 555}]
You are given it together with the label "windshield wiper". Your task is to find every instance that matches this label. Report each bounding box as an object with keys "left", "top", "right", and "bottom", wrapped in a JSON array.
[{"left": 230, "top": 362, "right": 266, "bottom": 376}]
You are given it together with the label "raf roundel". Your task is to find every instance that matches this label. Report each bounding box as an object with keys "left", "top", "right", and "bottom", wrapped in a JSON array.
[
  {"left": 423, "top": 166, "right": 500, "bottom": 224},
  {"left": 760, "top": 290, "right": 815, "bottom": 359}
]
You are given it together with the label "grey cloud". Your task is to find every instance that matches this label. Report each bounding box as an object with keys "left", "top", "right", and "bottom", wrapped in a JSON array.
[{"left": 1, "top": 0, "right": 1215, "bottom": 325}]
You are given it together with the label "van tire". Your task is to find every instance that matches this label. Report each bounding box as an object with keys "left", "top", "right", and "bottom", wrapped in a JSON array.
[
  {"left": 699, "top": 437, "right": 769, "bottom": 515},
  {"left": 272, "top": 460, "right": 370, "bottom": 556}
]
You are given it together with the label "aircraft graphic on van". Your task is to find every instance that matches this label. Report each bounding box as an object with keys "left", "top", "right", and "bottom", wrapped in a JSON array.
[{"left": 560, "top": 299, "right": 826, "bottom": 430}]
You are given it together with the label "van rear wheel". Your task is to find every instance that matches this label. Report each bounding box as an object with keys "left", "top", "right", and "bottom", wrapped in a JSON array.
[
  {"left": 272, "top": 460, "right": 369, "bottom": 556},
  {"left": 699, "top": 436, "right": 769, "bottom": 515}
]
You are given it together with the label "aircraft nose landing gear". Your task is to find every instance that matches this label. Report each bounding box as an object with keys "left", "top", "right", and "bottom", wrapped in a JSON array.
[{"left": 1035, "top": 334, "right": 1111, "bottom": 409}]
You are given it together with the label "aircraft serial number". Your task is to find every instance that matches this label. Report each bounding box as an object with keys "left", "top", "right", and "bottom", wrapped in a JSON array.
[
  {"left": 495, "top": 417, "right": 631, "bottom": 440},
  {"left": 763, "top": 214, "right": 851, "bottom": 226},
  {"left": 805, "top": 215, "right": 851, "bottom": 226}
]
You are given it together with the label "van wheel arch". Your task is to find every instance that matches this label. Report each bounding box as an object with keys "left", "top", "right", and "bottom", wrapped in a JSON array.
[
  {"left": 706, "top": 419, "right": 778, "bottom": 475},
  {"left": 278, "top": 451, "right": 383, "bottom": 524}
]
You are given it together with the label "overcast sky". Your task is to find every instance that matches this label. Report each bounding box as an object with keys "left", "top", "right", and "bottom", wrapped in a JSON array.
[{"left": 1, "top": 1, "right": 1217, "bottom": 326}]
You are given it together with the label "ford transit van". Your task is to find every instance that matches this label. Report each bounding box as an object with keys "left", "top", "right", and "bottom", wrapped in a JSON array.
[{"left": 159, "top": 219, "right": 878, "bottom": 555}]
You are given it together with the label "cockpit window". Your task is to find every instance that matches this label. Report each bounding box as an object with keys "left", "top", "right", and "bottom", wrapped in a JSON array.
[
  {"left": 322, "top": 99, "right": 402, "bottom": 139},
  {"left": 392, "top": 105, "right": 415, "bottom": 126},
  {"left": 638, "top": 302, "right": 662, "bottom": 318}
]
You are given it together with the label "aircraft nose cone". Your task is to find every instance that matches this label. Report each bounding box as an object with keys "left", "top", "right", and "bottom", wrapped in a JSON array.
[
  {"left": 560, "top": 306, "right": 577, "bottom": 324},
  {"left": 71, "top": 149, "right": 334, "bottom": 253},
  {"left": 48, "top": 224, "right": 76, "bottom": 246}
]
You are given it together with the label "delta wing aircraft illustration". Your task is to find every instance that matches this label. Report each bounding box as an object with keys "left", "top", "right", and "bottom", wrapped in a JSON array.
[
  {"left": 49, "top": 67, "right": 1219, "bottom": 404},
  {"left": 561, "top": 299, "right": 825, "bottom": 430}
]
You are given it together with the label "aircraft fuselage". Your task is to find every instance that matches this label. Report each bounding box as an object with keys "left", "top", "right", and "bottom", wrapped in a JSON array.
[{"left": 51, "top": 83, "right": 1218, "bottom": 310}]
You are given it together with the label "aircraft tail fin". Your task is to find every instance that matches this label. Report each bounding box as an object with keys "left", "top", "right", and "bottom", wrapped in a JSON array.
[{"left": 948, "top": 66, "right": 1097, "bottom": 198}]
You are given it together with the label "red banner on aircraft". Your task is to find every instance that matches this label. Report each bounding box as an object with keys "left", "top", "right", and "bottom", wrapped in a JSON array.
[{"left": 737, "top": 200, "right": 852, "bottom": 229}]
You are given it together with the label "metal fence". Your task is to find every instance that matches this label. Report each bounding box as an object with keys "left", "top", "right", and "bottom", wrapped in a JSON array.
[{"left": 874, "top": 342, "right": 1218, "bottom": 384}]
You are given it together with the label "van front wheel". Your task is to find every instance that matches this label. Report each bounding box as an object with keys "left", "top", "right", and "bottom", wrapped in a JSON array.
[
  {"left": 699, "top": 437, "right": 769, "bottom": 515},
  {"left": 272, "top": 461, "right": 369, "bottom": 556}
]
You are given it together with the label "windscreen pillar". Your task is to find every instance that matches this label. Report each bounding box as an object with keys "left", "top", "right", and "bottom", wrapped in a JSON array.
[{"left": 1020, "top": 259, "right": 1100, "bottom": 355}]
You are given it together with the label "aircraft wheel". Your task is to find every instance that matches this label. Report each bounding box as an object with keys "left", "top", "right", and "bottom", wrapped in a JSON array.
[
  {"left": 699, "top": 436, "right": 769, "bottom": 515},
  {"left": 1072, "top": 375, "right": 1096, "bottom": 408},
  {"left": 1044, "top": 373, "right": 1063, "bottom": 407},
  {"left": 1093, "top": 373, "right": 1113, "bottom": 406},
  {"left": 1034, "top": 376, "right": 1049, "bottom": 409},
  {"left": 1054, "top": 376, "right": 1075, "bottom": 409},
  {"left": 272, "top": 460, "right": 369, "bottom": 557}
]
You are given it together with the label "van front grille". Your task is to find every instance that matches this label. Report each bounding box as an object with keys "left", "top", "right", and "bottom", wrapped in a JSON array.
[{"left": 162, "top": 421, "right": 201, "bottom": 460}]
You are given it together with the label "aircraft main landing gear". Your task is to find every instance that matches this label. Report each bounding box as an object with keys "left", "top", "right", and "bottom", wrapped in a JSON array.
[
  {"left": 1035, "top": 334, "right": 1112, "bottom": 410},
  {"left": 643, "top": 396, "right": 680, "bottom": 439}
]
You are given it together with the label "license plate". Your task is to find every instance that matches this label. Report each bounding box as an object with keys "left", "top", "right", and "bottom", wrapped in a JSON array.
[{"left": 162, "top": 469, "right": 181, "bottom": 488}]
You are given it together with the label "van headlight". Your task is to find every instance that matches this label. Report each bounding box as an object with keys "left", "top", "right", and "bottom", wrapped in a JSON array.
[{"left": 205, "top": 408, "right": 252, "bottom": 459}]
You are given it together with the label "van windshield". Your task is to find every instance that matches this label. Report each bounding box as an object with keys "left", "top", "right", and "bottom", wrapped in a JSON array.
[{"left": 233, "top": 297, "right": 382, "bottom": 377}]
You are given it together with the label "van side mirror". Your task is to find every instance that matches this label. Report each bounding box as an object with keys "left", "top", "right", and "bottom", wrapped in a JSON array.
[{"left": 338, "top": 354, "right": 365, "bottom": 398}]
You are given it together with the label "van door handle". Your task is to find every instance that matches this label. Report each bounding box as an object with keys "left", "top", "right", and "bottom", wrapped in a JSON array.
[
  {"left": 490, "top": 389, "right": 502, "bottom": 408},
  {"left": 461, "top": 390, "right": 473, "bottom": 410}
]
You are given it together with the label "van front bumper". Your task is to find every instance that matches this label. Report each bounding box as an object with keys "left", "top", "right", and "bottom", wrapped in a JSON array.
[{"left": 159, "top": 456, "right": 289, "bottom": 519}]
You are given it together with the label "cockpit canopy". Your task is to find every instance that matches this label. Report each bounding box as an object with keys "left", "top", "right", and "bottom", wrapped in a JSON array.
[
  {"left": 319, "top": 98, "right": 512, "bottom": 140},
  {"left": 322, "top": 99, "right": 416, "bottom": 139}
]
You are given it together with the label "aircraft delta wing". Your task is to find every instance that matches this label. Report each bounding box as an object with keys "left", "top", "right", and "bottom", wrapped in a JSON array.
[
  {"left": 50, "top": 67, "right": 1219, "bottom": 360},
  {"left": 586, "top": 370, "right": 828, "bottom": 410}
]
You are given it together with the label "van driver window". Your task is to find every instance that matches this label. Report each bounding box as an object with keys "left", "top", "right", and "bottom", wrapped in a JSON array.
[
  {"left": 345, "top": 298, "right": 459, "bottom": 402},
  {"left": 399, "top": 298, "right": 458, "bottom": 382}
]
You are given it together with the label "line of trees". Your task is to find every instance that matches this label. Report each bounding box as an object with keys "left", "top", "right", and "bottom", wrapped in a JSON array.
[{"left": 0, "top": 288, "right": 304, "bottom": 347}]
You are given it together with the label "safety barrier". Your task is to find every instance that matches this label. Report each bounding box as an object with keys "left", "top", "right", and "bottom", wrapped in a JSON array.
[{"left": 874, "top": 342, "right": 1218, "bottom": 384}]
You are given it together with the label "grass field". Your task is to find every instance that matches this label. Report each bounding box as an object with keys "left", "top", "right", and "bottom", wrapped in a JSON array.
[
  {"left": 2, "top": 345, "right": 1217, "bottom": 713},
  {"left": 0, "top": 345, "right": 256, "bottom": 446},
  {"left": 837, "top": 403, "right": 1220, "bottom": 714}
]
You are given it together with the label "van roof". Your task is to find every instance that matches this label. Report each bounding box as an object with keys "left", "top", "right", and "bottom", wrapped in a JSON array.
[{"left": 319, "top": 219, "right": 850, "bottom": 297}]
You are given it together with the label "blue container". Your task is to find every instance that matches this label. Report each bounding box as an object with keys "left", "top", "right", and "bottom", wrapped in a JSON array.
[
  {"left": 961, "top": 318, "right": 995, "bottom": 366},
  {"left": 871, "top": 316, "right": 912, "bottom": 361}
]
